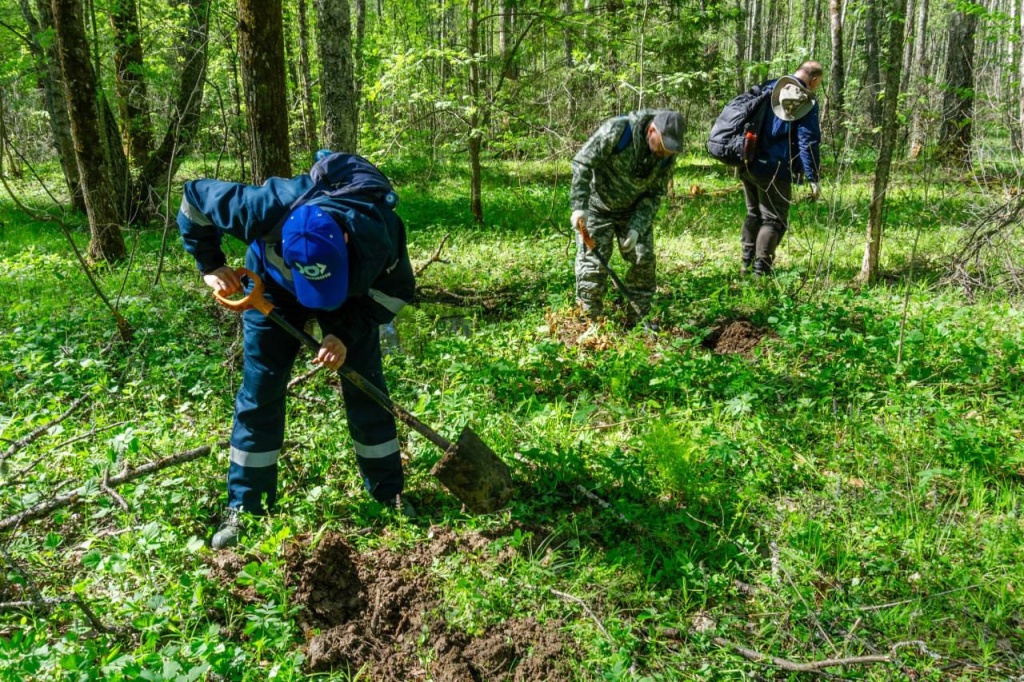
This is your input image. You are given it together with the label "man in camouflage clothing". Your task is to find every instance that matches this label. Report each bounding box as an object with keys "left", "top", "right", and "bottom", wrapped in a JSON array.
[{"left": 571, "top": 109, "right": 684, "bottom": 324}]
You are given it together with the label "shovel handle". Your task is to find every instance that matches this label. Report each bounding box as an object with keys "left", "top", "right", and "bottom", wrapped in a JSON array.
[
  {"left": 211, "top": 267, "right": 276, "bottom": 315},
  {"left": 213, "top": 267, "right": 454, "bottom": 453},
  {"left": 574, "top": 218, "right": 597, "bottom": 251}
]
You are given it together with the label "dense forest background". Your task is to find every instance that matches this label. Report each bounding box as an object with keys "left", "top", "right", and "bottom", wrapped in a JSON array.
[{"left": 2, "top": 0, "right": 1023, "bottom": 240}]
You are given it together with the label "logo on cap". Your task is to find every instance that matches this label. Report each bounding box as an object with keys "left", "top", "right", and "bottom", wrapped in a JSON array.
[{"left": 294, "top": 262, "right": 331, "bottom": 280}]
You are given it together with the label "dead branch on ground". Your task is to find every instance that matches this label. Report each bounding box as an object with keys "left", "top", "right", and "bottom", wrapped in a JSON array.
[
  {"left": 713, "top": 637, "right": 940, "bottom": 674},
  {"left": 414, "top": 233, "right": 451, "bottom": 277},
  {"left": 1, "top": 397, "right": 86, "bottom": 466},
  {"left": 0, "top": 445, "right": 211, "bottom": 532}
]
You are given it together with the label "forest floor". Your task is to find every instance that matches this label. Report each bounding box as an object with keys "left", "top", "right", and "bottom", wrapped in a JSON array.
[{"left": 1, "top": 156, "right": 1023, "bottom": 680}]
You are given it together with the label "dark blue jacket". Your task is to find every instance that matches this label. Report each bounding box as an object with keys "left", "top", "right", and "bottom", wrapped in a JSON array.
[
  {"left": 177, "top": 157, "right": 415, "bottom": 346},
  {"left": 748, "top": 77, "right": 821, "bottom": 183}
]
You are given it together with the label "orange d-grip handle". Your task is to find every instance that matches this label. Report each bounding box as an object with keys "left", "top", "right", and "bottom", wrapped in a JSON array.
[
  {"left": 575, "top": 218, "right": 596, "bottom": 251},
  {"left": 211, "top": 267, "right": 276, "bottom": 315}
]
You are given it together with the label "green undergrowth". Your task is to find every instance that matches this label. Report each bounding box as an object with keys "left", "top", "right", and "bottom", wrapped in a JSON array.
[{"left": 1, "top": 159, "right": 1022, "bottom": 680}]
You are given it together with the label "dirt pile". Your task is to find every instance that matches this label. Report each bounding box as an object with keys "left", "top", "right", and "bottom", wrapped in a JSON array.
[
  {"left": 701, "top": 319, "right": 771, "bottom": 355},
  {"left": 211, "top": 527, "right": 574, "bottom": 680}
]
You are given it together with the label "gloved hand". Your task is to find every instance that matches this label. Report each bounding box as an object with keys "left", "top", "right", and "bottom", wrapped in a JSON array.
[
  {"left": 571, "top": 210, "right": 586, "bottom": 231},
  {"left": 619, "top": 229, "right": 639, "bottom": 252},
  {"left": 809, "top": 182, "right": 821, "bottom": 201}
]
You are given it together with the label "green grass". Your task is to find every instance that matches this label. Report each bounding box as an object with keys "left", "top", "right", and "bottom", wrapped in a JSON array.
[{"left": 1, "top": 156, "right": 1023, "bottom": 679}]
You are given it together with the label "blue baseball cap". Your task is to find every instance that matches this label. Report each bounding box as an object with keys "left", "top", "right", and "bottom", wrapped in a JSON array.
[{"left": 281, "top": 204, "right": 349, "bottom": 310}]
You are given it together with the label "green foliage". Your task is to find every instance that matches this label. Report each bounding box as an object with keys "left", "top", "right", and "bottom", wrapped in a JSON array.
[{"left": 2, "top": 157, "right": 1024, "bottom": 679}]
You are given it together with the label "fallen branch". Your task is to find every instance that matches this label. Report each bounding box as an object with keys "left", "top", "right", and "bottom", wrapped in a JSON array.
[
  {"left": 0, "top": 595, "right": 120, "bottom": 634},
  {"left": 8, "top": 421, "right": 129, "bottom": 482},
  {"left": 1, "top": 397, "right": 86, "bottom": 465},
  {"left": 0, "top": 445, "right": 211, "bottom": 532},
  {"left": 414, "top": 233, "right": 451, "bottom": 277},
  {"left": 551, "top": 588, "right": 614, "bottom": 644},
  {"left": 713, "top": 637, "right": 891, "bottom": 672}
]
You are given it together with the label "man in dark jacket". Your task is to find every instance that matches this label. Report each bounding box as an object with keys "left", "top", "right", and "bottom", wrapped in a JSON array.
[
  {"left": 741, "top": 61, "right": 823, "bottom": 275},
  {"left": 178, "top": 152, "right": 416, "bottom": 549}
]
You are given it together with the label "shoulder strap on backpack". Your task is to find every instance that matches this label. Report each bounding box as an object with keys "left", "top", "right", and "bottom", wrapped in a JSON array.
[{"left": 613, "top": 122, "right": 633, "bottom": 154}]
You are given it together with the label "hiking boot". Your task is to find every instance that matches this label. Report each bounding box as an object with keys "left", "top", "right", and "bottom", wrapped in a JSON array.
[
  {"left": 740, "top": 259, "right": 753, "bottom": 275},
  {"left": 211, "top": 508, "right": 242, "bottom": 550}
]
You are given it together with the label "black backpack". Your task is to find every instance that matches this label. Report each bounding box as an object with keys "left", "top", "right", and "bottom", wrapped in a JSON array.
[{"left": 706, "top": 84, "right": 774, "bottom": 166}]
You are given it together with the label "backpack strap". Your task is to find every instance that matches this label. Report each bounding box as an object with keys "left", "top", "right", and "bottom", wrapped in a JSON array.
[{"left": 613, "top": 121, "right": 633, "bottom": 154}]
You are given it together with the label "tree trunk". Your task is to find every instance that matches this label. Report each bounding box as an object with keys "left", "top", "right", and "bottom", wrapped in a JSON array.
[
  {"left": 297, "top": 0, "right": 319, "bottom": 160},
  {"left": 827, "top": 0, "right": 845, "bottom": 133},
  {"left": 238, "top": 0, "right": 291, "bottom": 182},
  {"left": 734, "top": 0, "right": 746, "bottom": 90},
  {"left": 135, "top": 0, "right": 209, "bottom": 212},
  {"left": 1018, "top": 0, "right": 1024, "bottom": 151},
  {"left": 20, "top": 0, "right": 85, "bottom": 212},
  {"left": 937, "top": 6, "right": 978, "bottom": 168},
  {"left": 51, "top": 0, "right": 126, "bottom": 262},
  {"left": 109, "top": 0, "right": 153, "bottom": 167},
  {"left": 562, "top": 0, "right": 573, "bottom": 68},
  {"left": 315, "top": 0, "right": 358, "bottom": 153},
  {"left": 863, "top": 0, "right": 882, "bottom": 129},
  {"left": 857, "top": 0, "right": 908, "bottom": 284},
  {"left": 907, "top": 0, "right": 930, "bottom": 158},
  {"left": 468, "top": 0, "right": 483, "bottom": 223}
]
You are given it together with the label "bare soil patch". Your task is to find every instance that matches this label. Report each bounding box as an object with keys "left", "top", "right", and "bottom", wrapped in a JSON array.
[
  {"left": 210, "top": 526, "right": 574, "bottom": 680},
  {"left": 701, "top": 319, "right": 772, "bottom": 355}
]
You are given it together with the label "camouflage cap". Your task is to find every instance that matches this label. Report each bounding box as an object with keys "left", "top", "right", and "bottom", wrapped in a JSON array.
[{"left": 651, "top": 110, "right": 685, "bottom": 152}]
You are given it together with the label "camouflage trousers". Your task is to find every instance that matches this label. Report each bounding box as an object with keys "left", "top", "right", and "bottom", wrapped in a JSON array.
[{"left": 574, "top": 210, "right": 656, "bottom": 318}]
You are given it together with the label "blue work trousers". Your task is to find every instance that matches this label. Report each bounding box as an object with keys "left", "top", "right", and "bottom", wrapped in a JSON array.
[{"left": 226, "top": 249, "right": 404, "bottom": 514}]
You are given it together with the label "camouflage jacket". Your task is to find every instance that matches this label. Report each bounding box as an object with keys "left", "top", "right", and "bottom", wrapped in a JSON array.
[{"left": 570, "top": 110, "right": 676, "bottom": 224}]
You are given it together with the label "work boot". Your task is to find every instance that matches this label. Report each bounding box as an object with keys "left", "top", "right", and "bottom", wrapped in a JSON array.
[
  {"left": 211, "top": 507, "right": 243, "bottom": 550},
  {"left": 754, "top": 225, "right": 783, "bottom": 277},
  {"left": 740, "top": 241, "right": 755, "bottom": 275},
  {"left": 753, "top": 256, "right": 774, "bottom": 276}
]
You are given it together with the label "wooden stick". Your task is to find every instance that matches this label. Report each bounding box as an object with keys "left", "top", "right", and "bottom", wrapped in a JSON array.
[
  {"left": 1, "top": 397, "right": 86, "bottom": 464},
  {"left": 551, "top": 588, "right": 614, "bottom": 644},
  {"left": 0, "top": 445, "right": 211, "bottom": 532},
  {"left": 414, "top": 233, "right": 451, "bottom": 277},
  {"left": 713, "top": 637, "right": 891, "bottom": 672}
]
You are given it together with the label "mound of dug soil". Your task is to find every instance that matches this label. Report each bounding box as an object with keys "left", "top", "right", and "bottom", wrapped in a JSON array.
[
  {"left": 212, "top": 527, "right": 574, "bottom": 680},
  {"left": 701, "top": 319, "right": 771, "bottom": 355}
]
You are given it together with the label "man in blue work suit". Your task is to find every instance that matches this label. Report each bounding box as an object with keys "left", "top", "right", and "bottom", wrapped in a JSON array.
[{"left": 178, "top": 152, "right": 416, "bottom": 549}]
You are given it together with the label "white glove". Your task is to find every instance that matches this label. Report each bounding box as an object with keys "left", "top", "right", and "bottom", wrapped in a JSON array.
[
  {"left": 809, "top": 182, "right": 821, "bottom": 201},
  {"left": 619, "top": 229, "right": 639, "bottom": 252},
  {"left": 571, "top": 210, "right": 586, "bottom": 230}
]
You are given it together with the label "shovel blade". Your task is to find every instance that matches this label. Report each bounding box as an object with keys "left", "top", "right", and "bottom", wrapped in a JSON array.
[{"left": 430, "top": 427, "right": 514, "bottom": 514}]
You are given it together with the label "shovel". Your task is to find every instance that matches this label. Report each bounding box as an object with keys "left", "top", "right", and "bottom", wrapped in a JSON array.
[
  {"left": 574, "top": 219, "right": 646, "bottom": 319},
  {"left": 212, "top": 267, "right": 514, "bottom": 514}
]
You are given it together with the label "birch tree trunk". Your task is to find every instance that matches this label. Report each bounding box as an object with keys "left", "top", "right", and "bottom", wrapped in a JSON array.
[
  {"left": 856, "top": 0, "right": 908, "bottom": 284},
  {"left": 827, "top": 0, "right": 845, "bottom": 133},
  {"left": 297, "top": 0, "right": 319, "bottom": 160},
  {"left": 907, "top": 0, "right": 930, "bottom": 158},
  {"left": 863, "top": 0, "right": 882, "bottom": 128},
  {"left": 468, "top": 0, "right": 483, "bottom": 223}
]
